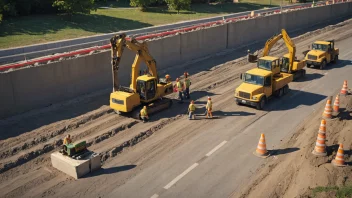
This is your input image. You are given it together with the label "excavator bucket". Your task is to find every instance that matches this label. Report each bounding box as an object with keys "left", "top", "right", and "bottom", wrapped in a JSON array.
[{"left": 248, "top": 53, "right": 258, "bottom": 63}]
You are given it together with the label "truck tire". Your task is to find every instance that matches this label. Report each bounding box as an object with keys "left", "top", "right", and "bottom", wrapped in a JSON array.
[
  {"left": 256, "top": 97, "right": 266, "bottom": 110},
  {"left": 306, "top": 63, "right": 311, "bottom": 68},
  {"left": 333, "top": 55, "right": 338, "bottom": 63},
  {"left": 320, "top": 60, "right": 326, "bottom": 70}
]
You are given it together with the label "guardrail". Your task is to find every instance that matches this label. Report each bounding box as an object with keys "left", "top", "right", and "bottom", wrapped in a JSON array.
[{"left": 0, "top": 1, "right": 342, "bottom": 72}]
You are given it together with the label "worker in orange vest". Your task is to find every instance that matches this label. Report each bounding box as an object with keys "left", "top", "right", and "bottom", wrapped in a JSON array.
[
  {"left": 188, "top": 100, "right": 196, "bottom": 120},
  {"left": 140, "top": 106, "right": 149, "bottom": 123},
  {"left": 63, "top": 134, "right": 72, "bottom": 145},
  {"left": 206, "top": 97, "right": 213, "bottom": 118}
]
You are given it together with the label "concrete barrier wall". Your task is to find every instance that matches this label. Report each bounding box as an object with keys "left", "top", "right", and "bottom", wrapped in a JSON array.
[{"left": 1, "top": 2, "right": 351, "bottom": 119}]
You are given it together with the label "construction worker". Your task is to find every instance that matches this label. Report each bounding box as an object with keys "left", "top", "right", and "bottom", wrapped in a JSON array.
[
  {"left": 188, "top": 100, "right": 196, "bottom": 120},
  {"left": 63, "top": 134, "right": 72, "bottom": 145},
  {"left": 184, "top": 77, "right": 191, "bottom": 99},
  {"left": 206, "top": 97, "right": 213, "bottom": 118},
  {"left": 165, "top": 74, "right": 171, "bottom": 83},
  {"left": 184, "top": 72, "right": 189, "bottom": 78},
  {"left": 140, "top": 106, "right": 149, "bottom": 123},
  {"left": 175, "top": 78, "right": 184, "bottom": 103}
]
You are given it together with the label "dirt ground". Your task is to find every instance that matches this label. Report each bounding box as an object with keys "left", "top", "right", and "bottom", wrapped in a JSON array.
[
  {"left": 233, "top": 94, "right": 352, "bottom": 198},
  {"left": 0, "top": 18, "right": 352, "bottom": 198}
]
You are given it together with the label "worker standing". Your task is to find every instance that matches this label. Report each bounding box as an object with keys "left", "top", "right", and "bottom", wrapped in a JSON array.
[
  {"left": 184, "top": 77, "right": 191, "bottom": 99},
  {"left": 140, "top": 106, "right": 149, "bottom": 123},
  {"left": 184, "top": 72, "right": 189, "bottom": 78},
  {"left": 188, "top": 100, "right": 196, "bottom": 120},
  {"left": 63, "top": 134, "right": 72, "bottom": 145},
  {"left": 175, "top": 78, "right": 184, "bottom": 103},
  {"left": 165, "top": 74, "right": 171, "bottom": 83},
  {"left": 206, "top": 97, "right": 213, "bottom": 118}
]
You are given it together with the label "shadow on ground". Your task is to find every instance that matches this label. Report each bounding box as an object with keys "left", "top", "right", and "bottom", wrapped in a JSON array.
[
  {"left": 84, "top": 164, "right": 137, "bottom": 178},
  {"left": 269, "top": 147, "right": 300, "bottom": 156}
]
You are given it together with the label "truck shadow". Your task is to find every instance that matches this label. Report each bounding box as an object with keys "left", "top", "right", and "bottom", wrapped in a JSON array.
[
  {"left": 265, "top": 89, "right": 326, "bottom": 112},
  {"left": 295, "top": 73, "right": 324, "bottom": 82},
  {"left": 83, "top": 164, "right": 137, "bottom": 178}
]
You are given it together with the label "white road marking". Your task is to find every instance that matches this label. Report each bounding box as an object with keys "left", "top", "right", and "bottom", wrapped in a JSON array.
[
  {"left": 205, "top": 141, "right": 227, "bottom": 157},
  {"left": 150, "top": 194, "right": 159, "bottom": 198},
  {"left": 163, "top": 163, "right": 199, "bottom": 190}
]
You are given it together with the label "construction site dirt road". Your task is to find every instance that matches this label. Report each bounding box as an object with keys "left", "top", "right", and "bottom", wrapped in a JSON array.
[{"left": 1, "top": 18, "right": 352, "bottom": 198}]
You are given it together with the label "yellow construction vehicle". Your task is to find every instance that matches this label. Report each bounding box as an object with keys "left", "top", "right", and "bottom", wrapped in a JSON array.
[
  {"left": 249, "top": 29, "right": 306, "bottom": 80},
  {"left": 303, "top": 40, "right": 339, "bottom": 69},
  {"left": 235, "top": 29, "right": 305, "bottom": 110},
  {"left": 235, "top": 56, "right": 293, "bottom": 110},
  {"left": 109, "top": 34, "right": 174, "bottom": 119}
]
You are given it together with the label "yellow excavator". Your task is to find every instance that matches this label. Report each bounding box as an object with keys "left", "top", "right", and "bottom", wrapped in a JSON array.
[
  {"left": 109, "top": 33, "right": 174, "bottom": 119},
  {"left": 248, "top": 29, "right": 306, "bottom": 80}
]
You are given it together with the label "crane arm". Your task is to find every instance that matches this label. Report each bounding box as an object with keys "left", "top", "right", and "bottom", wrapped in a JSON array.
[
  {"left": 262, "top": 33, "right": 283, "bottom": 57},
  {"left": 281, "top": 29, "right": 296, "bottom": 73},
  {"left": 110, "top": 34, "right": 159, "bottom": 91}
]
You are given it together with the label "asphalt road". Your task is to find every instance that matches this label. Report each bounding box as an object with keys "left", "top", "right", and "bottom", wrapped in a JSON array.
[{"left": 105, "top": 37, "right": 352, "bottom": 198}]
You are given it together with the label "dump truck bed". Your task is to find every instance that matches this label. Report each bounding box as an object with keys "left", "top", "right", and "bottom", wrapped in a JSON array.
[{"left": 273, "top": 73, "right": 293, "bottom": 91}]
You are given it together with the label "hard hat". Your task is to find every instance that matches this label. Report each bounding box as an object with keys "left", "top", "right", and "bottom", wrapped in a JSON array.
[
  {"left": 165, "top": 74, "right": 170, "bottom": 78},
  {"left": 208, "top": 97, "right": 211, "bottom": 100},
  {"left": 247, "top": 49, "right": 250, "bottom": 52},
  {"left": 143, "top": 106, "right": 147, "bottom": 109},
  {"left": 191, "top": 100, "right": 194, "bottom": 104}
]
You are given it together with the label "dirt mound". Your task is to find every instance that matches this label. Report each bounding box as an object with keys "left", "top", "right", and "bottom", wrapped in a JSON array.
[{"left": 234, "top": 94, "right": 352, "bottom": 198}]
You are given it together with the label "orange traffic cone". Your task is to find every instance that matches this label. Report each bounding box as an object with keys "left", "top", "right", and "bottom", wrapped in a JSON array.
[
  {"left": 312, "top": 119, "right": 327, "bottom": 156},
  {"left": 322, "top": 99, "right": 333, "bottom": 119},
  {"left": 253, "top": 133, "right": 270, "bottom": 158},
  {"left": 332, "top": 144, "right": 346, "bottom": 167},
  {"left": 333, "top": 94, "right": 340, "bottom": 113},
  {"left": 340, "top": 80, "right": 348, "bottom": 95}
]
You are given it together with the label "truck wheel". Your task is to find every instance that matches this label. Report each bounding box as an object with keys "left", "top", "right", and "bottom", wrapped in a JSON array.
[
  {"left": 320, "top": 60, "right": 326, "bottom": 70},
  {"left": 236, "top": 100, "right": 242, "bottom": 106},
  {"left": 306, "top": 63, "right": 311, "bottom": 68},
  {"left": 333, "top": 55, "right": 338, "bottom": 63},
  {"left": 256, "top": 97, "right": 266, "bottom": 110},
  {"left": 283, "top": 85, "right": 289, "bottom": 94}
]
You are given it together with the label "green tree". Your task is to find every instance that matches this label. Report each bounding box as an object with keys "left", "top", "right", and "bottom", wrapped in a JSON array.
[
  {"left": 53, "top": 0, "right": 96, "bottom": 15},
  {"left": 165, "top": 0, "right": 191, "bottom": 14}
]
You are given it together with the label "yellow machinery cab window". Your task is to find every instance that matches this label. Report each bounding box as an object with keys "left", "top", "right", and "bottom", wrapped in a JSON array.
[{"left": 136, "top": 79, "right": 157, "bottom": 101}]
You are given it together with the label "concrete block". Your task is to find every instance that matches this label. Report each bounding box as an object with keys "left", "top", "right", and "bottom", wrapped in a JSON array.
[
  {"left": 51, "top": 151, "right": 91, "bottom": 179},
  {"left": 148, "top": 35, "right": 181, "bottom": 71},
  {"left": 180, "top": 24, "right": 227, "bottom": 62},
  {"left": 89, "top": 153, "right": 102, "bottom": 172},
  {"left": 0, "top": 73, "right": 15, "bottom": 119},
  {"left": 227, "top": 19, "right": 256, "bottom": 48}
]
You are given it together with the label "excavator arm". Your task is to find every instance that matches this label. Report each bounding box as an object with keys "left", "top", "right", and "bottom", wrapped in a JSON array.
[
  {"left": 281, "top": 29, "right": 296, "bottom": 73},
  {"left": 110, "top": 34, "right": 159, "bottom": 91},
  {"left": 262, "top": 33, "right": 283, "bottom": 57}
]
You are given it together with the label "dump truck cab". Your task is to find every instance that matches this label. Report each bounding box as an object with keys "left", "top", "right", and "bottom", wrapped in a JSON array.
[
  {"left": 304, "top": 40, "right": 339, "bottom": 69},
  {"left": 235, "top": 56, "right": 293, "bottom": 110}
]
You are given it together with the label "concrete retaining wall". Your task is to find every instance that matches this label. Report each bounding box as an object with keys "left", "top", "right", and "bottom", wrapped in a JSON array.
[{"left": 1, "top": 2, "right": 351, "bottom": 119}]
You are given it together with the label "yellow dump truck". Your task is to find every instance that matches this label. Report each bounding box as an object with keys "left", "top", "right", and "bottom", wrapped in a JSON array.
[
  {"left": 235, "top": 56, "right": 293, "bottom": 110},
  {"left": 304, "top": 40, "right": 339, "bottom": 69}
]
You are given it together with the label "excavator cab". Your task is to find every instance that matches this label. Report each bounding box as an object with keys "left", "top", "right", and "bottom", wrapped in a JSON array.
[{"left": 136, "top": 76, "right": 157, "bottom": 102}]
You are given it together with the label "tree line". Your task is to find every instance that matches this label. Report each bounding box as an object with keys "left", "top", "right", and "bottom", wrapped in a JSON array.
[{"left": 0, "top": 0, "right": 204, "bottom": 21}]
